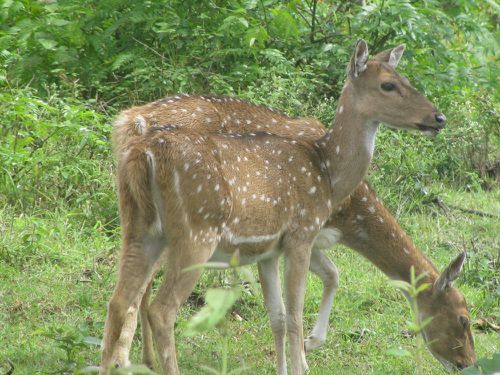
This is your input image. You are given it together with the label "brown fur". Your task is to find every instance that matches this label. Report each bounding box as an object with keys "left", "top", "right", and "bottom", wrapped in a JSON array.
[{"left": 101, "top": 41, "right": 473, "bottom": 374}]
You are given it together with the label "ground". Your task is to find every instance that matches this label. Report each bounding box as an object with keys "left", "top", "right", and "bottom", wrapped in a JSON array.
[{"left": 0, "top": 188, "right": 498, "bottom": 374}]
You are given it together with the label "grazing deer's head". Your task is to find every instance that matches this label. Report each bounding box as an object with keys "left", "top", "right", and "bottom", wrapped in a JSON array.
[
  {"left": 418, "top": 253, "right": 476, "bottom": 370},
  {"left": 346, "top": 39, "right": 446, "bottom": 136}
]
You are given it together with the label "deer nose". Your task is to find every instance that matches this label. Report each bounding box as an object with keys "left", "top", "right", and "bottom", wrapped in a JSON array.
[{"left": 435, "top": 113, "right": 446, "bottom": 126}]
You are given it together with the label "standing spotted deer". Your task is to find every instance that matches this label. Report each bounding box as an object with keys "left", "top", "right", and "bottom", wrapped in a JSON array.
[
  {"left": 110, "top": 63, "right": 475, "bottom": 373},
  {"left": 101, "top": 40, "right": 457, "bottom": 374}
]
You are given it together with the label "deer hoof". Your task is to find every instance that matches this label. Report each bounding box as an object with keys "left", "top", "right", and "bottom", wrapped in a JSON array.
[{"left": 304, "top": 334, "right": 325, "bottom": 352}]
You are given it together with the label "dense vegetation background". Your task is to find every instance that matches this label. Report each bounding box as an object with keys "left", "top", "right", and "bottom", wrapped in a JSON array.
[{"left": 0, "top": 0, "right": 498, "bottom": 374}]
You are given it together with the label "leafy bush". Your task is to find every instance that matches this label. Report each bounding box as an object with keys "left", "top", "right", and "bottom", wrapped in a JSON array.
[
  {"left": 0, "top": 87, "right": 115, "bottom": 223},
  {"left": 1, "top": 1, "right": 497, "bottom": 103},
  {"left": 0, "top": 0, "right": 497, "bottom": 208}
]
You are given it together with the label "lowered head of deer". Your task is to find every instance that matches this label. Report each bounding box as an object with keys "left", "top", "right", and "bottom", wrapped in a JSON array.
[
  {"left": 418, "top": 253, "right": 476, "bottom": 370},
  {"left": 344, "top": 39, "right": 446, "bottom": 137}
]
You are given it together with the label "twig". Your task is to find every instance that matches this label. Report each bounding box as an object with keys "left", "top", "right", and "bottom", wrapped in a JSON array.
[
  {"left": 259, "top": 0, "right": 270, "bottom": 39},
  {"left": 430, "top": 196, "right": 499, "bottom": 219},
  {"left": 295, "top": 4, "right": 312, "bottom": 28},
  {"left": 132, "top": 37, "right": 165, "bottom": 61},
  {"left": 310, "top": 0, "right": 318, "bottom": 43}
]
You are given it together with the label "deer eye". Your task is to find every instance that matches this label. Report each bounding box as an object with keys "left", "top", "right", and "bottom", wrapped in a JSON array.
[
  {"left": 381, "top": 82, "right": 396, "bottom": 91},
  {"left": 459, "top": 316, "right": 470, "bottom": 328}
]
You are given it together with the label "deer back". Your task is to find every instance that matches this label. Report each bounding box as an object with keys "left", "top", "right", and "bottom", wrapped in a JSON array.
[{"left": 113, "top": 95, "right": 325, "bottom": 159}]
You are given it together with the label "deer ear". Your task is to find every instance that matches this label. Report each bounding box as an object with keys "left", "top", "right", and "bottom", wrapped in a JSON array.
[
  {"left": 373, "top": 44, "right": 406, "bottom": 69},
  {"left": 349, "top": 39, "right": 369, "bottom": 78},
  {"left": 435, "top": 252, "right": 466, "bottom": 292}
]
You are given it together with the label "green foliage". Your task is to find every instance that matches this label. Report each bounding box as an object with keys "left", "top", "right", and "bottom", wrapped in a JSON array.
[
  {"left": 39, "top": 322, "right": 101, "bottom": 373},
  {"left": 460, "top": 353, "right": 500, "bottom": 375},
  {"left": 0, "top": 87, "right": 115, "bottom": 226},
  {"left": 388, "top": 267, "right": 432, "bottom": 375},
  {"left": 182, "top": 254, "right": 255, "bottom": 374},
  {"left": 1, "top": 0, "right": 497, "bottom": 103},
  {"left": 184, "top": 288, "right": 241, "bottom": 337},
  {"left": 1, "top": 0, "right": 497, "bottom": 208}
]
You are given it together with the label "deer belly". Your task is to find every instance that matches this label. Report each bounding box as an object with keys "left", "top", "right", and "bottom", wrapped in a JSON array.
[
  {"left": 313, "top": 228, "right": 343, "bottom": 250},
  {"left": 210, "top": 236, "right": 283, "bottom": 266}
]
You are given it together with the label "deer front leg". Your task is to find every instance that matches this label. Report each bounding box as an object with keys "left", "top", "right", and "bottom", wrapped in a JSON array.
[
  {"left": 258, "top": 257, "right": 287, "bottom": 375},
  {"left": 284, "top": 244, "right": 312, "bottom": 375},
  {"left": 304, "top": 249, "right": 339, "bottom": 352}
]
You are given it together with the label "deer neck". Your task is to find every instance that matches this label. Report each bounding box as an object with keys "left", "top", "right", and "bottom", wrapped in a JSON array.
[
  {"left": 368, "top": 228, "right": 440, "bottom": 287},
  {"left": 335, "top": 189, "right": 440, "bottom": 288},
  {"left": 316, "top": 83, "right": 379, "bottom": 205}
]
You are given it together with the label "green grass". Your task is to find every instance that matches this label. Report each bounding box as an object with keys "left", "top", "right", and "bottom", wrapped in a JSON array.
[{"left": 0, "top": 188, "right": 498, "bottom": 374}]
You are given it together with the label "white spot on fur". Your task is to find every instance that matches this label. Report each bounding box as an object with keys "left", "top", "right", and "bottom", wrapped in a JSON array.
[{"left": 134, "top": 115, "right": 146, "bottom": 134}]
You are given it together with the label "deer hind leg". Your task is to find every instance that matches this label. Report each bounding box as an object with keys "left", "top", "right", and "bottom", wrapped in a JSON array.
[
  {"left": 148, "top": 239, "right": 216, "bottom": 375},
  {"left": 100, "top": 234, "right": 164, "bottom": 374},
  {"left": 112, "top": 297, "right": 139, "bottom": 367},
  {"left": 140, "top": 279, "right": 155, "bottom": 369},
  {"left": 304, "top": 249, "right": 339, "bottom": 352},
  {"left": 258, "top": 257, "right": 287, "bottom": 375},
  {"left": 140, "top": 246, "right": 169, "bottom": 369},
  {"left": 284, "top": 243, "right": 312, "bottom": 375}
]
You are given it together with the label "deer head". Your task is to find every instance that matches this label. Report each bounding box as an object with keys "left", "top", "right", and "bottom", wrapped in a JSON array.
[
  {"left": 346, "top": 39, "right": 446, "bottom": 136},
  {"left": 418, "top": 253, "right": 476, "bottom": 370}
]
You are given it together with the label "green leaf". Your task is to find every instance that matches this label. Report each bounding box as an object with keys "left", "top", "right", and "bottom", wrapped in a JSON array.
[
  {"left": 419, "top": 316, "right": 433, "bottom": 330},
  {"left": 460, "top": 367, "right": 479, "bottom": 375},
  {"left": 460, "top": 353, "right": 500, "bottom": 374},
  {"left": 49, "top": 18, "right": 71, "bottom": 26},
  {"left": 219, "top": 15, "right": 249, "bottom": 34},
  {"left": 245, "top": 27, "right": 268, "bottom": 48},
  {"left": 82, "top": 336, "right": 102, "bottom": 346},
  {"left": 184, "top": 288, "right": 240, "bottom": 337},
  {"left": 323, "top": 43, "right": 334, "bottom": 52},
  {"left": 416, "top": 282, "right": 431, "bottom": 294},
  {"left": 229, "top": 248, "right": 240, "bottom": 267},
  {"left": 388, "top": 279, "right": 411, "bottom": 292},
  {"left": 111, "top": 53, "right": 135, "bottom": 71},
  {"left": 270, "top": 8, "right": 299, "bottom": 39},
  {"left": 475, "top": 352, "right": 500, "bottom": 374},
  {"left": 38, "top": 38, "right": 57, "bottom": 50},
  {"left": 182, "top": 261, "right": 229, "bottom": 273}
]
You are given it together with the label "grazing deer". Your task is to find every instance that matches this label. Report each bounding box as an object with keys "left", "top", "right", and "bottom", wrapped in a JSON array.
[
  {"left": 326, "top": 185, "right": 476, "bottom": 371},
  {"left": 101, "top": 40, "right": 449, "bottom": 375}
]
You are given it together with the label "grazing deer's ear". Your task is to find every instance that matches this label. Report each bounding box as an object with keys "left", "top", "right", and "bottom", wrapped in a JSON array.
[
  {"left": 349, "top": 39, "right": 369, "bottom": 78},
  {"left": 435, "top": 252, "right": 466, "bottom": 292},
  {"left": 373, "top": 44, "right": 406, "bottom": 69}
]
